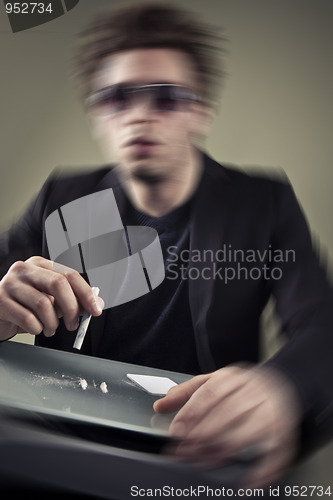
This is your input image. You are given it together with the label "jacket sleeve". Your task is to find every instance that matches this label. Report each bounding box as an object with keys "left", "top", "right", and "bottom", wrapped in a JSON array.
[
  {"left": 0, "top": 166, "right": 114, "bottom": 281},
  {"left": 0, "top": 178, "right": 53, "bottom": 279},
  {"left": 264, "top": 181, "right": 333, "bottom": 450}
]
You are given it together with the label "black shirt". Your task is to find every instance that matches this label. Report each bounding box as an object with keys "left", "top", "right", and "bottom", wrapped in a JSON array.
[{"left": 96, "top": 195, "right": 201, "bottom": 375}]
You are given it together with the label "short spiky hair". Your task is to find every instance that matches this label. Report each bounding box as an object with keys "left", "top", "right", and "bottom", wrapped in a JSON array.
[{"left": 73, "top": 2, "right": 226, "bottom": 101}]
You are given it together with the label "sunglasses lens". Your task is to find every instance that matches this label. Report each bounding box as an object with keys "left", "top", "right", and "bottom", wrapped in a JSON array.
[
  {"left": 88, "top": 87, "right": 128, "bottom": 115},
  {"left": 155, "top": 87, "right": 179, "bottom": 112},
  {"left": 109, "top": 87, "right": 128, "bottom": 114},
  {"left": 88, "top": 85, "right": 196, "bottom": 115}
]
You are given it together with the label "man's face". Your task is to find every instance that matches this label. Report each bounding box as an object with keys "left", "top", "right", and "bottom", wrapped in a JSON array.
[{"left": 89, "top": 48, "right": 209, "bottom": 182}]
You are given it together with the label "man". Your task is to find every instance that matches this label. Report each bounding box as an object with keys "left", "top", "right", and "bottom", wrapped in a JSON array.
[{"left": 0, "top": 3, "right": 332, "bottom": 490}]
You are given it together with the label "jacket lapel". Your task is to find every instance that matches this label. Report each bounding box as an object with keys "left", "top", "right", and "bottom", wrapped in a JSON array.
[
  {"left": 87, "top": 168, "right": 129, "bottom": 356},
  {"left": 189, "top": 154, "right": 235, "bottom": 373}
]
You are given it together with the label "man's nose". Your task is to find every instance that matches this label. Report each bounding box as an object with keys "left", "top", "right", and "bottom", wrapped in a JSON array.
[{"left": 125, "top": 95, "right": 157, "bottom": 122}]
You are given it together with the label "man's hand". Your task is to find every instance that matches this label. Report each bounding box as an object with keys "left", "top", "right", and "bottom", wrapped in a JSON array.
[
  {"left": 154, "top": 365, "right": 302, "bottom": 489},
  {"left": 0, "top": 256, "right": 104, "bottom": 340}
]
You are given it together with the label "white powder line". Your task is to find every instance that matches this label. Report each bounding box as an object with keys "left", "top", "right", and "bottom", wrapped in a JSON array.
[
  {"left": 100, "top": 382, "right": 108, "bottom": 393},
  {"left": 79, "top": 378, "right": 88, "bottom": 390}
]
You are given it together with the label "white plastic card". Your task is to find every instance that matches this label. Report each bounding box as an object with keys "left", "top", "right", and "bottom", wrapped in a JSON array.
[{"left": 127, "top": 374, "right": 178, "bottom": 395}]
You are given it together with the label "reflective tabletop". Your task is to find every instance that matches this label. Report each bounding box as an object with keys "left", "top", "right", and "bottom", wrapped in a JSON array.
[{"left": 0, "top": 341, "right": 191, "bottom": 438}]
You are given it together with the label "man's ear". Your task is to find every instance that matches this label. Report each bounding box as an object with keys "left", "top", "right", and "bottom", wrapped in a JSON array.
[
  {"left": 190, "top": 101, "right": 216, "bottom": 139},
  {"left": 85, "top": 111, "right": 116, "bottom": 162},
  {"left": 86, "top": 111, "right": 106, "bottom": 141}
]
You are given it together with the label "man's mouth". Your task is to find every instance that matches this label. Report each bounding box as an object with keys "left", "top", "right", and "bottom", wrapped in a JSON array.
[{"left": 124, "top": 137, "right": 161, "bottom": 151}]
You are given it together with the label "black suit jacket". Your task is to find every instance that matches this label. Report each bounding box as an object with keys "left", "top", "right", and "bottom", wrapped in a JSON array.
[{"left": 1, "top": 152, "right": 332, "bottom": 448}]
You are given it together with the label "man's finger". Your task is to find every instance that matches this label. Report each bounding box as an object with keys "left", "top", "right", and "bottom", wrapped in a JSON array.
[
  {"left": 26, "top": 257, "right": 104, "bottom": 318},
  {"left": 0, "top": 294, "right": 44, "bottom": 336},
  {"left": 154, "top": 366, "right": 248, "bottom": 416},
  {"left": 153, "top": 373, "right": 210, "bottom": 414},
  {"left": 242, "top": 443, "right": 294, "bottom": 490},
  {"left": 168, "top": 367, "right": 251, "bottom": 436},
  {"left": 180, "top": 403, "right": 267, "bottom": 450},
  {"left": 6, "top": 283, "right": 59, "bottom": 336}
]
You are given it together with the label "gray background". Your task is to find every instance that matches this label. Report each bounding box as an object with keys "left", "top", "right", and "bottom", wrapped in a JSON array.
[
  {"left": 0, "top": 0, "right": 332, "bottom": 488},
  {"left": 0, "top": 0, "right": 333, "bottom": 267}
]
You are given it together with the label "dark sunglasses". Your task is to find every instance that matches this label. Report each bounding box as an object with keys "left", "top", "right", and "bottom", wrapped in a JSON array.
[{"left": 86, "top": 83, "right": 199, "bottom": 115}]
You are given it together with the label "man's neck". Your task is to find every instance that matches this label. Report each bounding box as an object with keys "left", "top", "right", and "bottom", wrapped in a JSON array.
[{"left": 118, "top": 150, "right": 203, "bottom": 217}]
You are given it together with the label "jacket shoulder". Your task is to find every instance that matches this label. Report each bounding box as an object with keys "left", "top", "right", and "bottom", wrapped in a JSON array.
[
  {"left": 34, "top": 166, "right": 117, "bottom": 217},
  {"left": 206, "top": 154, "right": 290, "bottom": 189},
  {"left": 204, "top": 154, "right": 295, "bottom": 209}
]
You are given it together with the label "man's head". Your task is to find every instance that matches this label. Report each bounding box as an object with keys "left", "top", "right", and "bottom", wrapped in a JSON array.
[{"left": 73, "top": 3, "right": 225, "bottom": 182}]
